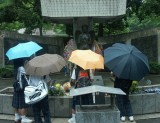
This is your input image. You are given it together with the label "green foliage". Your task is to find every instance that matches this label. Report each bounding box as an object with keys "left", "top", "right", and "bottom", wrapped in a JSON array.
[
  {"left": 149, "top": 62, "right": 160, "bottom": 74},
  {"left": 0, "top": 65, "right": 13, "bottom": 78},
  {"left": 0, "top": 0, "right": 13, "bottom": 9},
  {"left": 0, "top": 0, "right": 160, "bottom": 35},
  {"left": 0, "top": 21, "right": 24, "bottom": 31},
  {"left": 53, "top": 24, "right": 66, "bottom": 34},
  {"left": 130, "top": 81, "right": 139, "bottom": 94}
]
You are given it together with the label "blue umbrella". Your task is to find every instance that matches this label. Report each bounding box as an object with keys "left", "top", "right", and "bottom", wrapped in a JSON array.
[
  {"left": 6, "top": 41, "right": 42, "bottom": 60},
  {"left": 104, "top": 43, "right": 150, "bottom": 81}
]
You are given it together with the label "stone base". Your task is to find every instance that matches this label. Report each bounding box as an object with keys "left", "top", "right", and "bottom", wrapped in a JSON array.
[{"left": 75, "top": 105, "right": 120, "bottom": 123}]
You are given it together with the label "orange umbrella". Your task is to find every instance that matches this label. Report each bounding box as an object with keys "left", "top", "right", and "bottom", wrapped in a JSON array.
[{"left": 68, "top": 50, "right": 104, "bottom": 70}]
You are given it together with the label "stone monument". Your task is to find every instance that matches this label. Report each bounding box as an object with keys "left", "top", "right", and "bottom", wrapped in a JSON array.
[{"left": 70, "top": 85, "right": 126, "bottom": 123}]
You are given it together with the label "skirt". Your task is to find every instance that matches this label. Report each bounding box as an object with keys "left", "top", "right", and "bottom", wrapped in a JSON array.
[{"left": 12, "top": 91, "right": 30, "bottom": 109}]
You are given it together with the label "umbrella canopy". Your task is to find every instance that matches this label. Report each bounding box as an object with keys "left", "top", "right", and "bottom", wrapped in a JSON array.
[
  {"left": 104, "top": 43, "right": 150, "bottom": 81},
  {"left": 25, "top": 54, "right": 66, "bottom": 76},
  {"left": 69, "top": 49, "right": 104, "bottom": 70},
  {"left": 6, "top": 41, "right": 42, "bottom": 60}
]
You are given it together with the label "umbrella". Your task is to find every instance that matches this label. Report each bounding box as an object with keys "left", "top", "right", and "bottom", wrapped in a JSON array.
[
  {"left": 104, "top": 43, "right": 150, "bottom": 81},
  {"left": 68, "top": 49, "right": 104, "bottom": 70},
  {"left": 6, "top": 41, "right": 42, "bottom": 60},
  {"left": 24, "top": 54, "right": 66, "bottom": 76}
]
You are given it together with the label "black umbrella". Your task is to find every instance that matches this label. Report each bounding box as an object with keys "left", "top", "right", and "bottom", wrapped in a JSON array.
[{"left": 104, "top": 43, "right": 150, "bottom": 81}]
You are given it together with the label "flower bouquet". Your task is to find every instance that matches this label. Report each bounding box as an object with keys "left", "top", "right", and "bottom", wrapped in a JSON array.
[{"left": 49, "top": 83, "right": 66, "bottom": 96}]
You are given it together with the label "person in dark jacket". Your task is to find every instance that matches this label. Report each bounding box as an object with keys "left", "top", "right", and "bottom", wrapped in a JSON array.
[{"left": 114, "top": 76, "right": 134, "bottom": 122}]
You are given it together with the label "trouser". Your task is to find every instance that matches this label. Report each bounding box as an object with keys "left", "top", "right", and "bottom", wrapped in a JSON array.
[
  {"left": 116, "top": 95, "right": 133, "bottom": 117},
  {"left": 32, "top": 95, "right": 51, "bottom": 123}
]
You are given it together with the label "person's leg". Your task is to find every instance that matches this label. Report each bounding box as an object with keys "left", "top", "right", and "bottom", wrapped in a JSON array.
[
  {"left": 12, "top": 91, "right": 32, "bottom": 123},
  {"left": 123, "top": 95, "right": 134, "bottom": 121},
  {"left": 41, "top": 96, "right": 51, "bottom": 123},
  {"left": 20, "top": 108, "right": 33, "bottom": 123},
  {"left": 116, "top": 95, "right": 126, "bottom": 120},
  {"left": 14, "top": 108, "right": 21, "bottom": 122},
  {"left": 68, "top": 96, "right": 77, "bottom": 123},
  {"left": 32, "top": 102, "right": 43, "bottom": 123}
]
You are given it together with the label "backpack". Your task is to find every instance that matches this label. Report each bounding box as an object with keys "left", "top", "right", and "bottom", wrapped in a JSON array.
[{"left": 75, "top": 69, "right": 92, "bottom": 88}]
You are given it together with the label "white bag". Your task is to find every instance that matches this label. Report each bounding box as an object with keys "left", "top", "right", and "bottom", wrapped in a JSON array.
[{"left": 24, "top": 80, "right": 48, "bottom": 104}]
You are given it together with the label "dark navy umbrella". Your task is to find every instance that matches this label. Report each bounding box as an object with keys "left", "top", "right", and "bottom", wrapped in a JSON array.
[{"left": 104, "top": 43, "right": 150, "bottom": 81}]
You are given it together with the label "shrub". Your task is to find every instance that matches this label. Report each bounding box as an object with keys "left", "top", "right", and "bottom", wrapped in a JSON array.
[
  {"left": 0, "top": 65, "right": 14, "bottom": 78},
  {"left": 149, "top": 62, "right": 160, "bottom": 74},
  {"left": 130, "top": 81, "right": 139, "bottom": 94}
]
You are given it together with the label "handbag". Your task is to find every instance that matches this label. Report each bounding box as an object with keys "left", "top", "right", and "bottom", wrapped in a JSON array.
[
  {"left": 24, "top": 80, "right": 48, "bottom": 104},
  {"left": 13, "top": 75, "right": 28, "bottom": 92}
]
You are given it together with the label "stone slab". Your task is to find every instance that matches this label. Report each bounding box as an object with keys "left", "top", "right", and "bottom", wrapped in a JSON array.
[
  {"left": 105, "top": 95, "right": 111, "bottom": 105},
  {"left": 155, "top": 94, "right": 160, "bottom": 112},
  {"left": 54, "top": 96, "right": 72, "bottom": 117},
  {"left": 142, "top": 93, "right": 156, "bottom": 114},
  {"left": 76, "top": 105, "right": 120, "bottom": 123},
  {"left": 130, "top": 94, "right": 143, "bottom": 115},
  {"left": 93, "top": 76, "right": 105, "bottom": 104},
  {"left": 0, "top": 94, "right": 3, "bottom": 113},
  {"left": 70, "top": 85, "right": 125, "bottom": 96},
  {"left": 92, "top": 76, "right": 104, "bottom": 86},
  {"left": 2, "top": 94, "right": 14, "bottom": 114}
]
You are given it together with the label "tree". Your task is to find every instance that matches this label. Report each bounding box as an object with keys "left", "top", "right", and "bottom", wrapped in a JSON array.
[
  {"left": 0, "top": 0, "right": 13, "bottom": 9},
  {"left": 14, "top": 0, "right": 44, "bottom": 35}
]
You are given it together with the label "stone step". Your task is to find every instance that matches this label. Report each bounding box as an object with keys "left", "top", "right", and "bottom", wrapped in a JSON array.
[
  {"left": 1, "top": 113, "right": 160, "bottom": 123},
  {"left": 0, "top": 114, "right": 68, "bottom": 123},
  {"left": 120, "top": 120, "right": 136, "bottom": 123},
  {"left": 134, "top": 113, "right": 160, "bottom": 123},
  {"left": 0, "top": 114, "right": 137, "bottom": 123}
]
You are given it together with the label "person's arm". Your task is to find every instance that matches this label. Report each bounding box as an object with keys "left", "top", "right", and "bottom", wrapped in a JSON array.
[
  {"left": 89, "top": 69, "right": 94, "bottom": 81},
  {"left": 43, "top": 75, "right": 52, "bottom": 86},
  {"left": 70, "top": 69, "right": 76, "bottom": 86}
]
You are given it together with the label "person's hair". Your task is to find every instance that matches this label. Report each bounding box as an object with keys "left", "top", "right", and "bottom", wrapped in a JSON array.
[{"left": 13, "top": 58, "right": 25, "bottom": 68}]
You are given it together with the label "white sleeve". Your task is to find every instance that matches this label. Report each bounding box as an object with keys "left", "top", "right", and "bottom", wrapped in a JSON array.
[
  {"left": 44, "top": 75, "right": 51, "bottom": 83},
  {"left": 90, "top": 69, "right": 94, "bottom": 80},
  {"left": 71, "top": 69, "right": 76, "bottom": 80}
]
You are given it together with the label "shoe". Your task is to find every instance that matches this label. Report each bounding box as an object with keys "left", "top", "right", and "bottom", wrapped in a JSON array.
[
  {"left": 129, "top": 116, "right": 134, "bottom": 122},
  {"left": 15, "top": 116, "right": 21, "bottom": 122},
  {"left": 120, "top": 116, "right": 125, "bottom": 122},
  {"left": 68, "top": 117, "right": 76, "bottom": 123},
  {"left": 21, "top": 116, "right": 33, "bottom": 123},
  {"left": 15, "top": 118, "right": 21, "bottom": 123}
]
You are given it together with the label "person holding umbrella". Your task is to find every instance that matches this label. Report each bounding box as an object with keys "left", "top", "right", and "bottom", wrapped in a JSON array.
[
  {"left": 28, "top": 74, "right": 52, "bottom": 123},
  {"left": 6, "top": 41, "right": 43, "bottom": 123},
  {"left": 68, "top": 65, "right": 94, "bottom": 123},
  {"left": 68, "top": 49, "right": 104, "bottom": 123},
  {"left": 104, "top": 43, "right": 150, "bottom": 122},
  {"left": 111, "top": 72, "right": 134, "bottom": 122},
  {"left": 12, "top": 58, "right": 33, "bottom": 123},
  {"left": 24, "top": 54, "right": 66, "bottom": 123}
]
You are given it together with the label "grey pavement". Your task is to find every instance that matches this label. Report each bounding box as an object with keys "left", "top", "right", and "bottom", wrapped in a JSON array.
[
  {"left": 0, "top": 114, "right": 137, "bottom": 123},
  {"left": 0, "top": 114, "right": 69, "bottom": 123}
]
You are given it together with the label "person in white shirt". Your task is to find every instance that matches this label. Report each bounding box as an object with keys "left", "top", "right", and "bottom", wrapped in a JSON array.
[{"left": 29, "top": 75, "right": 51, "bottom": 123}]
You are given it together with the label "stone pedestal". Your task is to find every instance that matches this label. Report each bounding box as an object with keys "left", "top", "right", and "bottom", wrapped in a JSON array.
[{"left": 75, "top": 105, "right": 120, "bottom": 123}]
